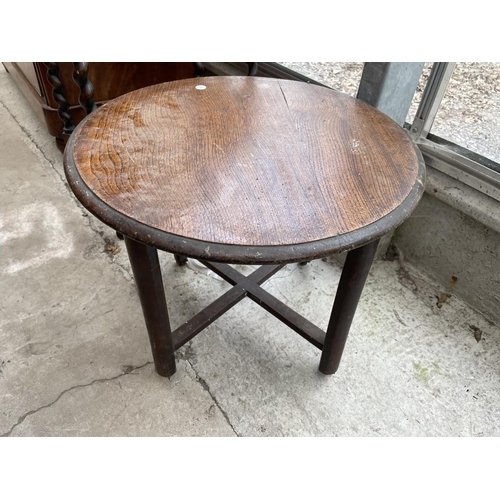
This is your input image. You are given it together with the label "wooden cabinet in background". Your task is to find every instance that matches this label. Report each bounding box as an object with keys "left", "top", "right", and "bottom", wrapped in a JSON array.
[{"left": 2, "top": 62, "right": 196, "bottom": 151}]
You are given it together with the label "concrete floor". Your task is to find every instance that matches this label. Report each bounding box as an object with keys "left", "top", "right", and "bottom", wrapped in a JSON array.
[{"left": 1, "top": 65, "right": 500, "bottom": 437}]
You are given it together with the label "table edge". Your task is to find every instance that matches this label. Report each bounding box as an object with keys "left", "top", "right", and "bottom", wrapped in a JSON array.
[{"left": 63, "top": 112, "right": 426, "bottom": 265}]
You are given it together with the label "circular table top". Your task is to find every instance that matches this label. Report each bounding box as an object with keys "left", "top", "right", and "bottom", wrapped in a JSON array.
[{"left": 64, "top": 76, "right": 425, "bottom": 264}]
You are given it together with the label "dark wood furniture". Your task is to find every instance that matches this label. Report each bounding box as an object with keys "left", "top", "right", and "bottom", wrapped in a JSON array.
[
  {"left": 2, "top": 62, "right": 195, "bottom": 151},
  {"left": 64, "top": 76, "right": 425, "bottom": 378}
]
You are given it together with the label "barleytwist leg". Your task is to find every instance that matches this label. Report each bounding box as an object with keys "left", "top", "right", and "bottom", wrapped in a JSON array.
[
  {"left": 44, "top": 63, "right": 75, "bottom": 150},
  {"left": 72, "top": 62, "right": 97, "bottom": 115}
]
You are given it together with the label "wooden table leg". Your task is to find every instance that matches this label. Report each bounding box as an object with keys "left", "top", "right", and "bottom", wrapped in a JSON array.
[
  {"left": 124, "top": 237, "right": 176, "bottom": 377},
  {"left": 319, "top": 239, "right": 380, "bottom": 375},
  {"left": 174, "top": 254, "right": 188, "bottom": 266}
]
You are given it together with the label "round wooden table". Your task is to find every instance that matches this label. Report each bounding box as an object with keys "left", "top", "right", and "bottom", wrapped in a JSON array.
[{"left": 64, "top": 76, "right": 425, "bottom": 378}]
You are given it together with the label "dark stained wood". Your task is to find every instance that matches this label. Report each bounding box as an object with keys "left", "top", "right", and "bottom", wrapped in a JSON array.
[
  {"left": 2, "top": 63, "right": 45, "bottom": 125},
  {"left": 193, "top": 62, "right": 204, "bottom": 77},
  {"left": 67, "top": 76, "right": 425, "bottom": 255},
  {"left": 5, "top": 62, "right": 196, "bottom": 149},
  {"left": 247, "top": 63, "right": 258, "bottom": 76},
  {"left": 319, "top": 239, "right": 380, "bottom": 374},
  {"left": 44, "top": 63, "right": 75, "bottom": 136},
  {"left": 172, "top": 264, "right": 285, "bottom": 349},
  {"left": 124, "top": 236, "right": 176, "bottom": 377},
  {"left": 6, "top": 62, "right": 42, "bottom": 93},
  {"left": 73, "top": 62, "right": 97, "bottom": 115},
  {"left": 200, "top": 260, "right": 326, "bottom": 348},
  {"left": 39, "top": 62, "right": 196, "bottom": 109}
]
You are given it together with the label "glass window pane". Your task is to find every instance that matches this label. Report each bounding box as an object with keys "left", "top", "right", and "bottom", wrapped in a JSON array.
[
  {"left": 279, "top": 62, "right": 433, "bottom": 127},
  {"left": 431, "top": 62, "right": 500, "bottom": 163},
  {"left": 277, "top": 62, "right": 364, "bottom": 96}
]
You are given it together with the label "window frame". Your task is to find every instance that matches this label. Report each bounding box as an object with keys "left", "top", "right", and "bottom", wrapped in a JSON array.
[
  {"left": 205, "top": 62, "right": 500, "bottom": 202},
  {"left": 406, "top": 62, "right": 500, "bottom": 201}
]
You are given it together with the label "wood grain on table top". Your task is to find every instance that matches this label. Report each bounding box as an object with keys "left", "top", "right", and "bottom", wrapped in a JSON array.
[{"left": 69, "top": 76, "right": 423, "bottom": 247}]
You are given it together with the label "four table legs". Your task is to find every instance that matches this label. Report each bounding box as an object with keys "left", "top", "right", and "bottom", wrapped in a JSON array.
[{"left": 124, "top": 236, "right": 379, "bottom": 378}]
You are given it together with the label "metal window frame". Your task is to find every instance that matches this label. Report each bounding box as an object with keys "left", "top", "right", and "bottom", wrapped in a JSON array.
[
  {"left": 206, "top": 62, "right": 500, "bottom": 202},
  {"left": 407, "top": 62, "right": 500, "bottom": 201},
  {"left": 408, "top": 62, "right": 456, "bottom": 140}
]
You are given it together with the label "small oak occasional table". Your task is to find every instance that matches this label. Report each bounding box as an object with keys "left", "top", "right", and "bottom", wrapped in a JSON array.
[{"left": 64, "top": 76, "right": 425, "bottom": 378}]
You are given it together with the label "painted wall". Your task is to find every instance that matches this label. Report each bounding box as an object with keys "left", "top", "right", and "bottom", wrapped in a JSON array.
[{"left": 393, "top": 191, "right": 500, "bottom": 324}]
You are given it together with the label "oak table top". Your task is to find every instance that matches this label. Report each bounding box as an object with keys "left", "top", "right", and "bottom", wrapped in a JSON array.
[{"left": 64, "top": 76, "right": 425, "bottom": 264}]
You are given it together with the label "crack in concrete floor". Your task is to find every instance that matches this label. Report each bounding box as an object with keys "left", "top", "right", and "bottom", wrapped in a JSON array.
[
  {"left": 1, "top": 362, "right": 153, "bottom": 437},
  {"left": 0, "top": 111, "right": 231, "bottom": 435},
  {"left": 185, "top": 359, "right": 239, "bottom": 437}
]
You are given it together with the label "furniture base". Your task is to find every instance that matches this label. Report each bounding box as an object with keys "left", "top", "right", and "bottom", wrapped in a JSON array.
[{"left": 124, "top": 237, "right": 379, "bottom": 377}]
